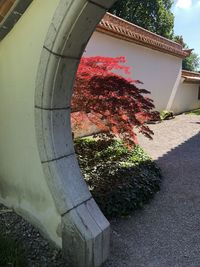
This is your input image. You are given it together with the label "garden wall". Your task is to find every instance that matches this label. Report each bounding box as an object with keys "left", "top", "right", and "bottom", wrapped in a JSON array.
[
  {"left": 171, "top": 81, "right": 200, "bottom": 114},
  {"left": 84, "top": 31, "right": 182, "bottom": 112},
  {"left": 72, "top": 14, "right": 200, "bottom": 138},
  {"left": 81, "top": 13, "right": 200, "bottom": 115}
]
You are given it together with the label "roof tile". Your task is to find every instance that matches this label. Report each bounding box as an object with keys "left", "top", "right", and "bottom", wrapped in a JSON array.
[{"left": 97, "top": 13, "right": 191, "bottom": 59}]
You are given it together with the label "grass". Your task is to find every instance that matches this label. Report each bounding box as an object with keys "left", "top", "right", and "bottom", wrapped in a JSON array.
[
  {"left": 0, "top": 234, "right": 27, "bottom": 267},
  {"left": 75, "top": 137, "right": 162, "bottom": 218},
  {"left": 186, "top": 108, "right": 200, "bottom": 115}
]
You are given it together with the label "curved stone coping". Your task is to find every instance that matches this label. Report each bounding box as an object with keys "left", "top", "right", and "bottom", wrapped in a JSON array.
[
  {"left": 0, "top": 0, "right": 33, "bottom": 40},
  {"left": 35, "top": 0, "right": 117, "bottom": 266}
]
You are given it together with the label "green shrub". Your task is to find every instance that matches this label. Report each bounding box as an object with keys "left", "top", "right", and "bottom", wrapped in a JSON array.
[
  {"left": 160, "top": 110, "right": 174, "bottom": 120},
  {"left": 75, "top": 138, "right": 162, "bottom": 218},
  {"left": 0, "top": 234, "right": 27, "bottom": 267}
]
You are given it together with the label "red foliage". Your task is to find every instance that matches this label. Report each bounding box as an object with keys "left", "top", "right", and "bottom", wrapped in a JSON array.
[{"left": 71, "top": 56, "right": 159, "bottom": 147}]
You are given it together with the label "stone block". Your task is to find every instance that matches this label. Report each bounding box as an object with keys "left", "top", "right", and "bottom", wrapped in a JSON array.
[
  {"left": 62, "top": 198, "right": 110, "bottom": 267},
  {"left": 42, "top": 154, "right": 91, "bottom": 215},
  {"left": 35, "top": 108, "right": 74, "bottom": 163},
  {"left": 35, "top": 48, "right": 79, "bottom": 109},
  {"left": 44, "top": 1, "right": 105, "bottom": 59}
]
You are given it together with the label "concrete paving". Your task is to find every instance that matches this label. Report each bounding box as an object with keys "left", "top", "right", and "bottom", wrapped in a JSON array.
[{"left": 104, "top": 114, "right": 200, "bottom": 267}]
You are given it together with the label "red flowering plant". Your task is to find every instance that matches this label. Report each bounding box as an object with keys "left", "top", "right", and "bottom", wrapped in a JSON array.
[{"left": 71, "top": 56, "right": 159, "bottom": 147}]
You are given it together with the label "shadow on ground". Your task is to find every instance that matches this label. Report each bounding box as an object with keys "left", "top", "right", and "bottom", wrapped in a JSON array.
[{"left": 104, "top": 127, "right": 200, "bottom": 267}]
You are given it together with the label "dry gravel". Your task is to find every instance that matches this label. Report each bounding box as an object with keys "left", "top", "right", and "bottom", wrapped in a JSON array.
[
  {"left": 104, "top": 114, "right": 200, "bottom": 267},
  {"left": 0, "top": 204, "right": 66, "bottom": 267}
]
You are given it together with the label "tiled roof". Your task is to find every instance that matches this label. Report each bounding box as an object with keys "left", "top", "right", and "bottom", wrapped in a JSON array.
[
  {"left": 182, "top": 70, "right": 200, "bottom": 84},
  {"left": 97, "top": 13, "right": 191, "bottom": 59}
]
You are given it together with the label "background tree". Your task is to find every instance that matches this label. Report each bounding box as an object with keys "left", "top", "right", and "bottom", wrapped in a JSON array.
[
  {"left": 110, "top": 1, "right": 199, "bottom": 71},
  {"left": 182, "top": 53, "right": 200, "bottom": 72},
  {"left": 109, "top": 0, "right": 174, "bottom": 38},
  {"left": 173, "top": 35, "right": 200, "bottom": 71},
  {"left": 71, "top": 56, "right": 159, "bottom": 147}
]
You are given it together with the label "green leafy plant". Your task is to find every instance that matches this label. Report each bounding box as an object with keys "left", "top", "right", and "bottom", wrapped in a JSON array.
[
  {"left": 186, "top": 108, "right": 200, "bottom": 115},
  {"left": 110, "top": 0, "right": 174, "bottom": 38},
  {"left": 173, "top": 35, "right": 200, "bottom": 72},
  {"left": 0, "top": 234, "right": 27, "bottom": 267},
  {"left": 160, "top": 110, "right": 174, "bottom": 120},
  {"left": 75, "top": 137, "right": 162, "bottom": 218}
]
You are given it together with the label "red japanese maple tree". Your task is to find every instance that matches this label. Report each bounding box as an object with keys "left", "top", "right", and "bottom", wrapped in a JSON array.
[{"left": 71, "top": 56, "right": 159, "bottom": 146}]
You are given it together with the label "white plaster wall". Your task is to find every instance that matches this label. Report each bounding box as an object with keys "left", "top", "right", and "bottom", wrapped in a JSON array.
[
  {"left": 0, "top": 0, "right": 61, "bottom": 246},
  {"left": 171, "top": 81, "right": 200, "bottom": 114},
  {"left": 84, "top": 31, "right": 182, "bottom": 111}
]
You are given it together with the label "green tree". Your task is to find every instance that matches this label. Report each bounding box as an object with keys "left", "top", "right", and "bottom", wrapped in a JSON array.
[
  {"left": 182, "top": 52, "right": 200, "bottom": 72},
  {"left": 109, "top": 0, "right": 174, "bottom": 38},
  {"left": 173, "top": 35, "right": 200, "bottom": 71}
]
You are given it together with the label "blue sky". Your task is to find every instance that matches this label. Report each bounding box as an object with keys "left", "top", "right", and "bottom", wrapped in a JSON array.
[{"left": 172, "top": 0, "right": 200, "bottom": 55}]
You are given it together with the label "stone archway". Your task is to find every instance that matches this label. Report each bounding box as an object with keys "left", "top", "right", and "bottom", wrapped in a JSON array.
[
  {"left": 0, "top": 0, "right": 115, "bottom": 267},
  {"left": 35, "top": 1, "right": 116, "bottom": 266},
  {"left": 0, "top": 1, "right": 116, "bottom": 267}
]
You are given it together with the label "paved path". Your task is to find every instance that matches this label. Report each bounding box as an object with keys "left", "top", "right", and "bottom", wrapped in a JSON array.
[{"left": 104, "top": 114, "right": 200, "bottom": 267}]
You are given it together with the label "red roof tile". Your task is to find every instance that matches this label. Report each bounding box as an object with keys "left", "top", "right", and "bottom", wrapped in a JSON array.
[
  {"left": 182, "top": 70, "right": 200, "bottom": 83},
  {"left": 97, "top": 13, "right": 191, "bottom": 59}
]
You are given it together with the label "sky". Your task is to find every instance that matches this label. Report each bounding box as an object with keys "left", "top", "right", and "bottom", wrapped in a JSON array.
[{"left": 172, "top": 0, "right": 200, "bottom": 55}]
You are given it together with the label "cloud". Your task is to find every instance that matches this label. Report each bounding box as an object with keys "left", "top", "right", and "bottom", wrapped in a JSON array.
[{"left": 176, "top": 0, "right": 192, "bottom": 9}]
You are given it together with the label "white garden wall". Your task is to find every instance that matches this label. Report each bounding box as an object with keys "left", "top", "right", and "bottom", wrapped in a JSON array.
[
  {"left": 171, "top": 81, "right": 200, "bottom": 114},
  {"left": 84, "top": 31, "right": 182, "bottom": 112},
  {"left": 84, "top": 30, "right": 200, "bottom": 114}
]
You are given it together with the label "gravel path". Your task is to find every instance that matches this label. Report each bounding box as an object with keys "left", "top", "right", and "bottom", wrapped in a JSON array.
[{"left": 104, "top": 114, "right": 200, "bottom": 267}]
